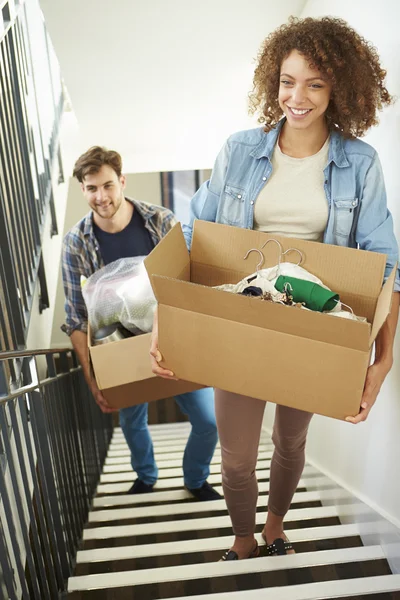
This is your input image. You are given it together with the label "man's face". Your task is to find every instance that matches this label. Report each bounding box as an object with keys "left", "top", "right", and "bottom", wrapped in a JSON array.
[{"left": 81, "top": 165, "right": 125, "bottom": 219}]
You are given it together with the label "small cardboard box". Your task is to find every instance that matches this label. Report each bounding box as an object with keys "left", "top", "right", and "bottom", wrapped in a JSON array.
[
  {"left": 145, "top": 221, "right": 396, "bottom": 420},
  {"left": 88, "top": 326, "right": 203, "bottom": 409}
]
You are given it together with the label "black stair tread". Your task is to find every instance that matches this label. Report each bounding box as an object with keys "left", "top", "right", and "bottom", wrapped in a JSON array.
[
  {"left": 67, "top": 560, "right": 392, "bottom": 599},
  {"left": 81, "top": 516, "right": 341, "bottom": 550},
  {"left": 91, "top": 496, "right": 199, "bottom": 509},
  {"left": 90, "top": 487, "right": 309, "bottom": 510},
  {"left": 95, "top": 471, "right": 324, "bottom": 498},
  {"left": 74, "top": 535, "right": 363, "bottom": 575},
  {"left": 95, "top": 473, "right": 323, "bottom": 496},
  {"left": 95, "top": 475, "right": 271, "bottom": 496}
]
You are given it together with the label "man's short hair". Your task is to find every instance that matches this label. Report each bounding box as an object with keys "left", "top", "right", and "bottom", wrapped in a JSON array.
[{"left": 73, "top": 146, "right": 123, "bottom": 182}]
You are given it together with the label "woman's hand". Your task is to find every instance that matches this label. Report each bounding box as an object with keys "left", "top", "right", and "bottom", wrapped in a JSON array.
[
  {"left": 347, "top": 292, "right": 398, "bottom": 424},
  {"left": 149, "top": 308, "right": 178, "bottom": 380},
  {"left": 345, "top": 359, "right": 392, "bottom": 424}
]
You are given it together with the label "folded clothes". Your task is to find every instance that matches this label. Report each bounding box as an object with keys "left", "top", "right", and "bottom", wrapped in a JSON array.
[
  {"left": 214, "top": 262, "right": 366, "bottom": 321},
  {"left": 240, "top": 286, "right": 265, "bottom": 297}
]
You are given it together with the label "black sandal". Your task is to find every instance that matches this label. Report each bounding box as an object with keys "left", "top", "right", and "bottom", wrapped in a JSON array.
[
  {"left": 264, "top": 536, "right": 294, "bottom": 556},
  {"left": 220, "top": 541, "right": 259, "bottom": 561}
]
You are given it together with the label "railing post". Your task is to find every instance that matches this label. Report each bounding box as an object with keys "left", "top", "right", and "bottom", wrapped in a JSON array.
[
  {"left": 0, "top": 518, "right": 18, "bottom": 600},
  {"left": 0, "top": 360, "right": 9, "bottom": 397},
  {"left": 0, "top": 407, "right": 31, "bottom": 599},
  {"left": 28, "top": 390, "right": 71, "bottom": 580},
  {"left": 38, "top": 253, "right": 50, "bottom": 313},
  {"left": 17, "top": 393, "right": 64, "bottom": 596}
]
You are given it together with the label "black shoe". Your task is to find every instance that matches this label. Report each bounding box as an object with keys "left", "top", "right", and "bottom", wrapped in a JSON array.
[
  {"left": 185, "top": 481, "right": 222, "bottom": 501},
  {"left": 220, "top": 541, "right": 259, "bottom": 561},
  {"left": 127, "top": 479, "right": 154, "bottom": 494}
]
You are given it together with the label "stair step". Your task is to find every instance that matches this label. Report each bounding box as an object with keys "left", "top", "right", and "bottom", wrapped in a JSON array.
[
  {"left": 108, "top": 436, "right": 271, "bottom": 450},
  {"left": 69, "top": 564, "right": 396, "bottom": 598},
  {"left": 89, "top": 491, "right": 325, "bottom": 523},
  {"left": 84, "top": 505, "right": 346, "bottom": 541},
  {"left": 111, "top": 427, "right": 269, "bottom": 438},
  {"left": 164, "top": 575, "right": 400, "bottom": 599},
  {"left": 107, "top": 442, "right": 273, "bottom": 458},
  {"left": 111, "top": 423, "right": 189, "bottom": 436},
  {"left": 76, "top": 523, "right": 361, "bottom": 564},
  {"left": 75, "top": 536, "right": 365, "bottom": 575},
  {"left": 91, "top": 476, "right": 334, "bottom": 508},
  {"left": 109, "top": 432, "right": 270, "bottom": 441},
  {"left": 68, "top": 545, "right": 386, "bottom": 592},
  {"left": 104, "top": 449, "right": 273, "bottom": 470},
  {"left": 110, "top": 432, "right": 271, "bottom": 445},
  {"left": 100, "top": 458, "right": 272, "bottom": 483},
  {"left": 85, "top": 497, "right": 323, "bottom": 528},
  {"left": 96, "top": 465, "right": 319, "bottom": 495}
]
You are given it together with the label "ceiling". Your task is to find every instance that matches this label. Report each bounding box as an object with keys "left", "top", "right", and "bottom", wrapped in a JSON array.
[{"left": 40, "top": 0, "right": 306, "bottom": 172}]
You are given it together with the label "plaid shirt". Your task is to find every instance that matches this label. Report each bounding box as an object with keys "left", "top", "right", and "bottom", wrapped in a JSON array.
[{"left": 61, "top": 197, "right": 177, "bottom": 336}]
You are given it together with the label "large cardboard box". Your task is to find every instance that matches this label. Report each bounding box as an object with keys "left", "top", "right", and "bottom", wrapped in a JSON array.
[
  {"left": 88, "top": 327, "right": 203, "bottom": 409},
  {"left": 145, "top": 221, "right": 396, "bottom": 421}
]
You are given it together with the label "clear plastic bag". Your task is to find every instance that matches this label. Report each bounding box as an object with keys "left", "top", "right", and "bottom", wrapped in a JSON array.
[{"left": 81, "top": 257, "right": 156, "bottom": 335}]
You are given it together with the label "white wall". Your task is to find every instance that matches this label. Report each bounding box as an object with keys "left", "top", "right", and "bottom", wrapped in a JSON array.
[
  {"left": 25, "top": 112, "right": 80, "bottom": 357},
  {"left": 40, "top": 0, "right": 306, "bottom": 174},
  {"left": 49, "top": 177, "right": 85, "bottom": 349},
  {"left": 263, "top": 0, "right": 400, "bottom": 528},
  {"left": 124, "top": 173, "right": 162, "bottom": 206}
]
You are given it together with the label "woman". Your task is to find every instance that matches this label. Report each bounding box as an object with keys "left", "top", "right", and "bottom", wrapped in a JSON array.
[{"left": 151, "top": 16, "right": 400, "bottom": 561}]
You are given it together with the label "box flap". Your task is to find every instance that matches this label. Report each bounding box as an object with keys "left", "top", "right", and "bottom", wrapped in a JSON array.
[
  {"left": 152, "top": 275, "right": 371, "bottom": 351},
  {"left": 369, "top": 266, "right": 397, "bottom": 346},
  {"left": 191, "top": 221, "right": 387, "bottom": 322},
  {"left": 144, "top": 223, "right": 190, "bottom": 290}
]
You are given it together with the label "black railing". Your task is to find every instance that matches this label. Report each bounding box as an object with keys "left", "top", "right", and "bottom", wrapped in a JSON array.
[
  {"left": 0, "top": 347, "right": 113, "bottom": 599},
  {"left": 0, "top": 0, "right": 64, "bottom": 351}
]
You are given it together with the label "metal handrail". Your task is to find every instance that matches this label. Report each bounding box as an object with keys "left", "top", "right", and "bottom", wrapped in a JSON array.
[
  {"left": 0, "top": 346, "right": 72, "bottom": 359},
  {"left": 0, "top": 345, "right": 113, "bottom": 598}
]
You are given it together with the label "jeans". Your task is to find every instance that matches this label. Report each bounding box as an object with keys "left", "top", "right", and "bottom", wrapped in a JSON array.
[{"left": 119, "top": 388, "right": 218, "bottom": 489}]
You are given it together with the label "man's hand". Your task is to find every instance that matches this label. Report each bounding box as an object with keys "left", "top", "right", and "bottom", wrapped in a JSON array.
[
  {"left": 91, "top": 384, "right": 119, "bottom": 413},
  {"left": 70, "top": 329, "right": 117, "bottom": 412},
  {"left": 345, "top": 359, "right": 392, "bottom": 424},
  {"left": 149, "top": 309, "right": 178, "bottom": 380}
]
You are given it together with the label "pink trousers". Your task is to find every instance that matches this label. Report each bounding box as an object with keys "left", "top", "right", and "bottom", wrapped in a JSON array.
[{"left": 215, "top": 389, "right": 313, "bottom": 536}]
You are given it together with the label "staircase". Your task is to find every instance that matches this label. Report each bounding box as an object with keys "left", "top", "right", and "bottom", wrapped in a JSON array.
[{"left": 68, "top": 422, "right": 400, "bottom": 599}]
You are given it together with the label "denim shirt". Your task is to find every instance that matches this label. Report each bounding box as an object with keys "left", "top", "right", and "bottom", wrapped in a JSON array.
[{"left": 183, "top": 120, "right": 399, "bottom": 291}]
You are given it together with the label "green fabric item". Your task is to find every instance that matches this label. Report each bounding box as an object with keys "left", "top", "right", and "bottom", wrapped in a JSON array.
[{"left": 274, "top": 275, "right": 340, "bottom": 312}]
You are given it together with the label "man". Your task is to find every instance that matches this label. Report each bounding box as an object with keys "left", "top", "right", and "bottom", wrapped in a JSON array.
[{"left": 61, "top": 146, "right": 221, "bottom": 500}]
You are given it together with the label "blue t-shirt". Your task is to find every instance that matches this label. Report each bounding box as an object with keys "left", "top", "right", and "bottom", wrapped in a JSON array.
[{"left": 93, "top": 208, "right": 155, "bottom": 265}]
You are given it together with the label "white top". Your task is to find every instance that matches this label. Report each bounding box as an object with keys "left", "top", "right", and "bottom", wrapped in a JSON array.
[{"left": 253, "top": 136, "right": 330, "bottom": 242}]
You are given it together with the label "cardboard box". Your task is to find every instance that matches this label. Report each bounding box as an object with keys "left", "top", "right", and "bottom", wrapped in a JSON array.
[
  {"left": 88, "top": 326, "right": 203, "bottom": 409},
  {"left": 145, "top": 221, "right": 396, "bottom": 421}
]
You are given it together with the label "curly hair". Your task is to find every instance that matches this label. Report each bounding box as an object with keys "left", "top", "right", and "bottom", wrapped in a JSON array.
[
  {"left": 73, "top": 146, "right": 122, "bottom": 182},
  {"left": 249, "top": 16, "right": 392, "bottom": 138}
]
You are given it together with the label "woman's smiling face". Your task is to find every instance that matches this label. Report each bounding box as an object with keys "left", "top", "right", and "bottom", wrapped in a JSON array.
[{"left": 278, "top": 50, "right": 332, "bottom": 132}]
